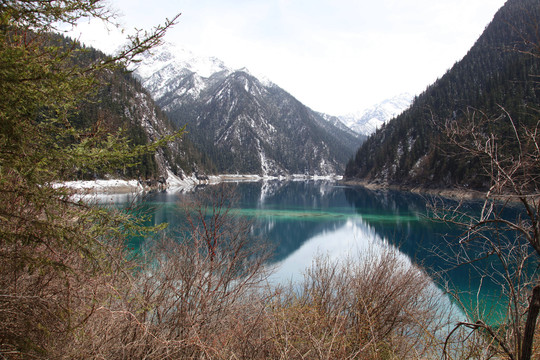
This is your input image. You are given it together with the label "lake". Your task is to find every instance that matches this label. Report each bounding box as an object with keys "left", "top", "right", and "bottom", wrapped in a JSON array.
[{"left": 102, "top": 180, "right": 513, "bottom": 322}]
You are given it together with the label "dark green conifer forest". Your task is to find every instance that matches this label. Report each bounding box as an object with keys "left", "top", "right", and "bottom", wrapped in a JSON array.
[{"left": 345, "top": 0, "right": 540, "bottom": 190}]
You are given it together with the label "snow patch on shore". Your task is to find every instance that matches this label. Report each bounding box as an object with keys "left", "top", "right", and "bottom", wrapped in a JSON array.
[
  {"left": 55, "top": 173, "right": 345, "bottom": 198},
  {"left": 55, "top": 179, "right": 143, "bottom": 193}
]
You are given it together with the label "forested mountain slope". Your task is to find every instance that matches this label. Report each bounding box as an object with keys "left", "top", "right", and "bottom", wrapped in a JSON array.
[
  {"left": 61, "top": 37, "right": 211, "bottom": 181},
  {"left": 344, "top": 0, "right": 540, "bottom": 190}
]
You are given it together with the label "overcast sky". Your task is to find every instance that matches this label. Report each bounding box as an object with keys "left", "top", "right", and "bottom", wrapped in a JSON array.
[{"left": 70, "top": 0, "right": 507, "bottom": 115}]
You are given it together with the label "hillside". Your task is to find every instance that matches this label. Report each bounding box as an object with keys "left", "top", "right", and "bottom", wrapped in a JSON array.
[
  {"left": 135, "top": 45, "right": 364, "bottom": 176},
  {"left": 63, "top": 39, "right": 212, "bottom": 182},
  {"left": 344, "top": 0, "right": 540, "bottom": 190}
]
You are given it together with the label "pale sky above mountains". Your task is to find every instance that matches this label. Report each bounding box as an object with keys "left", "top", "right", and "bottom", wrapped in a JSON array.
[{"left": 70, "top": 0, "right": 507, "bottom": 115}]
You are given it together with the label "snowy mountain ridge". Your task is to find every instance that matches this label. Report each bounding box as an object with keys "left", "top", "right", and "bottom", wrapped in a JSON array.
[
  {"left": 136, "top": 43, "right": 230, "bottom": 79},
  {"left": 134, "top": 43, "right": 363, "bottom": 176},
  {"left": 339, "top": 93, "right": 414, "bottom": 136}
]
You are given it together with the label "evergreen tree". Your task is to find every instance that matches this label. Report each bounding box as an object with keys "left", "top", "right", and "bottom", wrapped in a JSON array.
[{"left": 0, "top": 1, "right": 179, "bottom": 357}]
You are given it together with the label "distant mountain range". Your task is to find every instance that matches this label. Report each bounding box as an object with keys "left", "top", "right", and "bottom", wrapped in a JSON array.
[
  {"left": 339, "top": 93, "right": 414, "bottom": 136},
  {"left": 344, "top": 0, "right": 540, "bottom": 190},
  {"left": 135, "top": 44, "right": 364, "bottom": 176}
]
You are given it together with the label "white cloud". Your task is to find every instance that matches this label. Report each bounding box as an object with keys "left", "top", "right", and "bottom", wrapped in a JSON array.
[{"left": 67, "top": 0, "right": 507, "bottom": 114}]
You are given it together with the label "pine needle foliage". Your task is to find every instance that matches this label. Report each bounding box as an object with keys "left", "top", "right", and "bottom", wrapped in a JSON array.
[{"left": 0, "top": 1, "right": 180, "bottom": 357}]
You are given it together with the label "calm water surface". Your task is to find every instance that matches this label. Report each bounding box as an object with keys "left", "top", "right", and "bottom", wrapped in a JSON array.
[{"left": 103, "top": 180, "right": 515, "bottom": 321}]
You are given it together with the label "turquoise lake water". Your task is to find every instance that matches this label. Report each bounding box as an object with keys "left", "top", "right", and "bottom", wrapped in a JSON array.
[{"left": 101, "top": 180, "right": 528, "bottom": 323}]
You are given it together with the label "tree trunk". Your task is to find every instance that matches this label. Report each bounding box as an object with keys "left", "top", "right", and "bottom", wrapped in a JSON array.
[{"left": 521, "top": 284, "right": 540, "bottom": 360}]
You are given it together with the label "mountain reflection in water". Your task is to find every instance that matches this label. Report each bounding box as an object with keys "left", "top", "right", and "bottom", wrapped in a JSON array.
[{"left": 105, "top": 180, "right": 513, "bottom": 322}]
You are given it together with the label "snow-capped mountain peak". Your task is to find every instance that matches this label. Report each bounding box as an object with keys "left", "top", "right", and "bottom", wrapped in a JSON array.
[
  {"left": 134, "top": 45, "right": 363, "bottom": 177},
  {"left": 134, "top": 43, "right": 237, "bottom": 103},
  {"left": 136, "top": 43, "right": 231, "bottom": 79},
  {"left": 339, "top": 93, "right": 414, "bottom": 136}
]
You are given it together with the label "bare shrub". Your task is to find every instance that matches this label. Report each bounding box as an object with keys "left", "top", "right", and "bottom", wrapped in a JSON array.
[
  {"left": 74, "top": 184, "right": 274, "bottom": 359},
  {"left": 2, "top": 178, "right": 468, "bottom": 359},
  {"left": 0, "top": 180, "right": 138, "bottom": 359},
  {"left": 267, "top": 245, "right": 451, "bottom": 360},
  {"left": 74, "top": 186, "right": 452, "bottom": 359},
  {"left": 432, "top": 106, "right": 540, "bottom": 360}
]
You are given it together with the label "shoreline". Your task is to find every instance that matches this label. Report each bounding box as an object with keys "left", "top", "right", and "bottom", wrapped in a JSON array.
[
  {"left": 57, "top": 175, "right": 490, "bottom": 202},
  {"left": 340, "top": 179, "right": 487, "bottom": 200},
  {"left": 55, "top": 179, "right": 144, "bottom": 194},
  {"left": 56, "top": 173, "right": 345, "bottom": 195}
]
